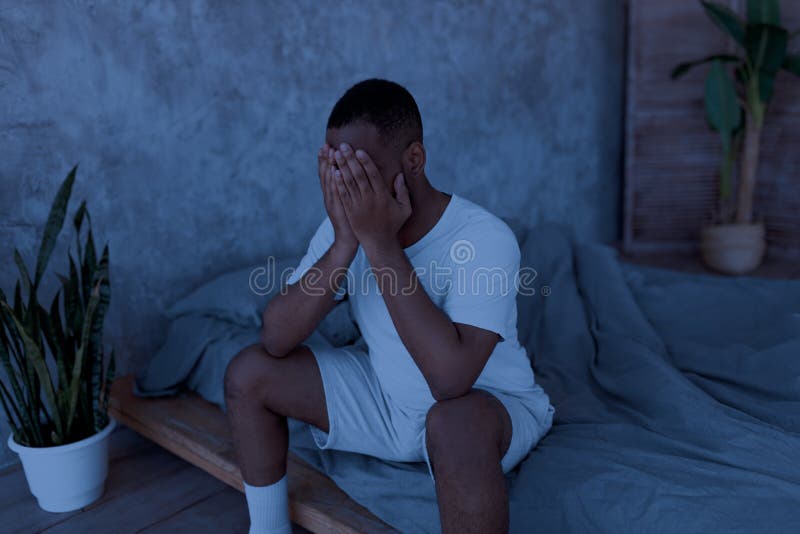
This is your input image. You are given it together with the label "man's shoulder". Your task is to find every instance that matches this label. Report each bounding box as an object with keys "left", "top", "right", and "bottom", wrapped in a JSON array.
[{"left": 450, "top": 195, "right": 520, "bottom": 251}]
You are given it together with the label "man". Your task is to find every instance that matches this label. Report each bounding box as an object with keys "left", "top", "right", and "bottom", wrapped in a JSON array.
[{"left": 224, "top": 78, "right": 554, "bottom": 534}]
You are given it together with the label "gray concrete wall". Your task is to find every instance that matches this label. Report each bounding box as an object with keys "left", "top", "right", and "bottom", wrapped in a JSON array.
[{"left": 0, "top": 0, "right": 624, "bottom": 469}]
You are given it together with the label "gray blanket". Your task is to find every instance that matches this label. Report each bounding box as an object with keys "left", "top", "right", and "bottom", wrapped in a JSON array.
[{"left": 135, "top": 226, "right": 800, "bottom": 533}]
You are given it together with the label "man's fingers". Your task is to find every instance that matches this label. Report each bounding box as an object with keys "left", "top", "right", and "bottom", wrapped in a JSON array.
[
  {"left": 334, "top": 171, "right": 353, "bottom": 210},
  {"left": 338, "top": 143, "right": 372, "bottom": 194},
  {"left": 321, "top": 161, "right": 331, "bottom": 203},
  {"left": 334, "top": 167, "right": 358, "bottom": 202},
  {"left": 334, "top": 150, "right": 362, "bottom": 201},
  {"left": 318, "top": 145, "right": 329, "bottom": 184},
  {"left": 323, "top": 163, "right": 335, "bottom": 206},
  {"left": 354, "top": 149, "right": 387, "bottom": 192},
  {"left": 394, "top": 173, "right": 411, "bottom": 207}
]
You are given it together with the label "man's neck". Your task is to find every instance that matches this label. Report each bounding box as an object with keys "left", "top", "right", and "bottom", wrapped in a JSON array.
[{"left": 396, "top": 175, "right": 451, "bottom": 249}]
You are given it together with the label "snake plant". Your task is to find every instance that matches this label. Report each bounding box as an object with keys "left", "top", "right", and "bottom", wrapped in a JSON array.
[
  {"left": 0, "top": 165, "right": 116, "bottom": 447},
  {"left": 672, "top": 0, "right": 800, "bottom": 223}
]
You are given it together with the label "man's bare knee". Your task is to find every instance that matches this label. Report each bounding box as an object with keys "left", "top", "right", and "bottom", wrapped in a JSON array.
[
  {"left": 224, "top": 343, "right": 273, "bottom": 403},
  {"left": 425, "top": 390, "right": 508, "bottom": 468}
]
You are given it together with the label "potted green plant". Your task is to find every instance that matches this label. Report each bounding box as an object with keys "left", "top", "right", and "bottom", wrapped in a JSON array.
[
  {"left": 1, "top": 165, "right": 117, "bottom": 512},
  {"left": 672, "top": 0, "right": 800, "bottom": 274}
]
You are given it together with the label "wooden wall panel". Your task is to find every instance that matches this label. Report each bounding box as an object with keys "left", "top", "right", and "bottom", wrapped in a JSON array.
[{"left": 625, "top": 0, "right": 800, "bottom": 256}]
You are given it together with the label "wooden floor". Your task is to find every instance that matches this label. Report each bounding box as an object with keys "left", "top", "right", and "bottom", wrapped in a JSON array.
[
  {"left": 1, "top": 372, "right": 393, "bottom": 534},
  {"left": 0, "top": 425, "right": 312, "bottom": 534}
]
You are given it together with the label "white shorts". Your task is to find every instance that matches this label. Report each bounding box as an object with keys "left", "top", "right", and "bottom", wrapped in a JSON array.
[{"left": 305, "top": 337, "right": 554, "bottom": 480}]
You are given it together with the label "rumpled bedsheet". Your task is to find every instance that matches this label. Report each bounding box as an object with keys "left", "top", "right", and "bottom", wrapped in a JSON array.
[{"left": 135, "top": 226, "right": 800, "bottom": 533}]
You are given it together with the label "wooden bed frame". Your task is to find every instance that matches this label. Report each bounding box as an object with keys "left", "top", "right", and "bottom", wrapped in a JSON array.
[{"left": 109, "top": 374, "right": 395, "bottom": 533}]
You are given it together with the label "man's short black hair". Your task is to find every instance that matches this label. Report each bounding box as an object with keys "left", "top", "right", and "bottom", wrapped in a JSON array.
[{"left": 327, "top": 78, "right": 423, "bottom": 149}]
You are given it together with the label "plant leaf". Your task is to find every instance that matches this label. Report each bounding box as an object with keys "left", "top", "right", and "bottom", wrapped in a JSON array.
[
  {"left": 51, "top": 274, "right": 75, "bottom": 382},
  {"left": 745, "top": 24, "right": 789, "bottom": 74},
  {"left": 755, "top": 72, "right": 776, "bottom": 106},
  {"left": 720, "top": 129, "right": 743, "bottom": 200},
  {"left": 3, "top": 286, "right": 39, "bottom": 434},
  {"left": 99, "top": 348, "right": 116, "bottom": 428},
  {"left": 81, "top": 229, "right": 96, "bottom": 306},
  {"left": 1, "top": 297, "right": 38, "bottom": 442},
  {"left": 0, "top": 320, "right": 37, "bottom": 445},
  {"left": 65, "top": 279, "right": 101, "bottom": 437},
  {"left": 783, "top": 53, "right": 800, "bottom": 76},
  {"left": 35, "top": 165, "right": 77, "bottom": 288},
  {"left": 73, "top": 200, "right": 88, "bottom": 234},
  {"left": 705, "top": 60, "right": 743, "bottom": 142},
  {"left": 701, "top": 1, "right": 746, "bottom": 47},
  {"left": 65, "top": 254, "right": 82, "bottom": 336},
  {"left": 745, "top": 23, "right": 788, "bottom": 103},
  {"left": 747, "top": 0, "right": 780, "bottom": 25},
  {"left": 88, "top": 245, "right": 110, "bottom": 432},
  {"left": 12, "top": 281, "right": 23, "bottom": 321},
  {"left": 0, "top": 380, "right": 28, "bottom": 445},
  {"left": 39, "top": 296, "right": 67, "bottom": 398},
  {"left": 705, "top": 60, "right": 743, "bottom": 198},
  {"left": 0, "top": 306, "right": 20, "bottom": 359},
  {"left": 74, "top": 200, "right": 87, "bottom": 262},
  {"left": 671, "top": 54, "right": 740, "bottom": 79},
  {"left": 91, "top": 338, "right": 103, "bottom": 431},
  {"left": 13, "top": 250, "right": 32, "bottom": 304},
  {"left": 1, "top": 302, "right": 64, "bottom": 440}
]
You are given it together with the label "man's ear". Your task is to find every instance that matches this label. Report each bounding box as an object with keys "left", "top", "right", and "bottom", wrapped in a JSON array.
[{"left": 402, "top": 141, "right": 426, "bottom": 178}]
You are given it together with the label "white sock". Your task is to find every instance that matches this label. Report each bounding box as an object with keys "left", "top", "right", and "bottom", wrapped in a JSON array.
[{"left": 243, "top": 474, "right": 292, "bottom": 534}]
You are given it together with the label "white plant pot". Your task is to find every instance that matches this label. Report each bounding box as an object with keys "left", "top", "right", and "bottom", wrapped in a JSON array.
[
  {"left": 701, "top": 222, "right": 766, "bottom": 275},
  {"left": 7, "top": 416, "right": 116, "bottom": 512}
]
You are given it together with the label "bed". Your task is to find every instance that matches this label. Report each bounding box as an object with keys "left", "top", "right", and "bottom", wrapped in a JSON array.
[{"left": 128, "top": 224, "right": 800, "bottom": 533}]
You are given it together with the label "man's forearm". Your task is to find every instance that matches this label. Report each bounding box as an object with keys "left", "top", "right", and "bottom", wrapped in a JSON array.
[
  {"left": 261, "top": 241, "right": 356, "bottom": 357},
  {"left": 363, "top": 239, "right": 469, "bottom": 399}
]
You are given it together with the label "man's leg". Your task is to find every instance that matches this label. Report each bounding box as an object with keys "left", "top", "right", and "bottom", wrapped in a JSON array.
[
  {"left": 425, "top": 389, "right": 513, "bottom": 534},
  {"left": 223, "top": 342, "right": 328, "bottom": 532}
]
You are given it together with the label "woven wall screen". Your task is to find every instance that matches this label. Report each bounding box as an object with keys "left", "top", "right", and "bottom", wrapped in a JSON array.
[{"left": 624, "top": 0, "right": 800, "bottom": 256}]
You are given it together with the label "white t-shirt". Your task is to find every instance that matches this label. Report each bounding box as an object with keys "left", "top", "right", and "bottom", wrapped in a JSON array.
[{"left": 287, "top": 193, "right": 540, "bottom": 412}]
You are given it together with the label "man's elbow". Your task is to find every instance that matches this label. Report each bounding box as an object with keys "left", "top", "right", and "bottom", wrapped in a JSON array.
[
  {"left": 428, "top": 377, "right": 472, "bottom": 402},
  {"left": 259, "top": 326, "right": 291, "bottom": 358}
]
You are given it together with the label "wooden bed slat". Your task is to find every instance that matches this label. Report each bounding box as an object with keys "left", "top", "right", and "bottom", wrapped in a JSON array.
[{"left": 109, "top": 374, "right": 395, "bottom": 534}]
